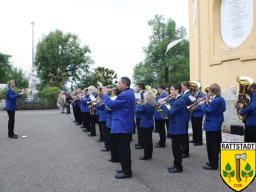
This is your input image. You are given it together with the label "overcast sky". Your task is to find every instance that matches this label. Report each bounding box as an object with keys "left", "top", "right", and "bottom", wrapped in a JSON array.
[{"left": 0, "top": 0, "right": 188, "bottom": 81}]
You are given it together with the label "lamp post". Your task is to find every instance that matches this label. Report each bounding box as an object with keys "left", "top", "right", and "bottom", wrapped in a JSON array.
[{"left": 31, "top": 21, "right": 35, "bottom": 70}]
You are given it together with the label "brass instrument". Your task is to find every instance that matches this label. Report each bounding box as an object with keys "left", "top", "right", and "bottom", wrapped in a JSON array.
[
  {"left": 204, "top": 86, "right": 209, "bottom": 94},
  {"left": 235, "top": 76, "right": 254, "bottom": 121},
  {"left": 151, "top": 88, "right": 158, "bottom": 96},
  {"left": 155, "top": 96, "right": 172, "bottom": 119},
  {"left": 187, "top": 95, "right": 207, "bottom": 113},
  {"left": 190, "top": 81, "right": 201, "bottom": 96}
]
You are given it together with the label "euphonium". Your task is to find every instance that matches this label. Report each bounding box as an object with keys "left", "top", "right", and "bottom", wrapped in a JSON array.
[
  {"left": 155, "top": 96, "right": 171, "bottom": 119},
  {"left": 235, "top": 76, "right": 254, "bottom": 120}
]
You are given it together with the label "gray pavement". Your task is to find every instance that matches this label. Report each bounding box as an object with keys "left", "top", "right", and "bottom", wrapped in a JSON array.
[{"left": 0, "top": 110, "right": 255, "bottom": 192}]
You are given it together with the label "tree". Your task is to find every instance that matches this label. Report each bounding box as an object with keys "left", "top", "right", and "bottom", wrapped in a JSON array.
[
  {"left": 76, "top": 67, "right": 117, "bottom": 89},
  {"left": 133, "top": 15, "right": 189, "bottom": 87},
  {"left": 0, "top": 53, "right": 12, "bottom": 83},
  {"left": 9, "top": 67, "right": 29, "bottom": 88},
  {"left": 0, "top": 53, "right": 28, "bottom": 87},
  {"left": 35, "top": 30, "right": 94, "bottom": 88}
]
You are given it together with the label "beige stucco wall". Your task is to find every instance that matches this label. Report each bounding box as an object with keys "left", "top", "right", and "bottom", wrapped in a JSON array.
[
  {"left": 188, "top": 0, "right": 256, "bottom": 127},
  {"left": 188, "top": 0, "right": 256, "bottom": 90}
]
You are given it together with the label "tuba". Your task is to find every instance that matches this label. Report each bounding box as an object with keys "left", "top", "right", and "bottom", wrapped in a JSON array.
[
  {"left": 155, "top": 96, "right": 171, "bottom": 119},
  {"left": 235, "top": 76, "right": 254, "bottom": 121},
  {"left": 190, "top": 81, "right": 200, "bottom": 96}
]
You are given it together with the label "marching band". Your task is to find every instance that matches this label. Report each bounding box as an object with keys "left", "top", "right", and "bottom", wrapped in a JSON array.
[{"left": 65, "top": 76, "right": 256, "bottom": 179}]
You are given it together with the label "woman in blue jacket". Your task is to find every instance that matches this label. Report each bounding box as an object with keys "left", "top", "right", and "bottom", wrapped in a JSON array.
[
  {"left": 136, "top": 90, "right": 155, "bottom": 160},
  {"left": 5, "top": 80, "right": 24, "bottom": 139},
  {"left": 198, "top": 83, "right": 226, "bottom": 170},
  {"left": 239, "top": 83, "right": 256, "bottom": 142}
]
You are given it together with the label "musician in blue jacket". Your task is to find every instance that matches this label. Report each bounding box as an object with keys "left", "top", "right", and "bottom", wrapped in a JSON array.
[
  {"left": 159, "top": 84, "right": 187, "bottom": 173},
  {"left": 102, "top": 77, "right": 135, "bottom": 179},
  {"left": 191, "top": 86, "right": 205, "bottom": 146},
  {"left": 5, "top": 80, "right": 24, "bottom": 139},
  {"left": 198, "top": 83, "right": 226, "bottom": 170},
  {"left": 239, "top": 83, "right": 256, "bottom": 142},
  {"left": 136, "top": 90, "right": 155, "bottom": 160},
  {"left": 154, "top": 85, "right": 168, "bottom": 148},
  {"left": 134, "top": 83, "right": 145, "bottom": 150},
  {"left": 181, "top": 81, "right": 195, "bottom": 158}
]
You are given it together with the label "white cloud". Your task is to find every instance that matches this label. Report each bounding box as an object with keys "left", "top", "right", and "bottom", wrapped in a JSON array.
[{"left": 0, "top": 0, "right": 188, "bottom": 82}]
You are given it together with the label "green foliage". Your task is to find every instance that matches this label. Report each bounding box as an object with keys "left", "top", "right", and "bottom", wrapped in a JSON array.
[
  {"left": 226, "top": 163, "right": 232, "bottom": 171},
  {"left": 242, "top": 163, "right": 253, "bottom": 182},
  {"left": 35, "top": 30, "right": 94, "bottom": 88},
  {"left": 133, "top": 15, "right": 189, "bottom": 87},
  {"left": 77, "top": 67, "right": 117, "bottom": 88},
  {"left": 0, "top": 53, "right": 28, "bottom": 87},
  {"left": 0, "top": 53, "right": 12, "bottom": 83},
  {"left": 223, "top": 163, "right": 234, "bottom": 182},
  {"left": 37, "top": 86, "right": 60, "bottom": 106},
  {"left": 245, "top": 163, "right": 251, "bottom": 171}
]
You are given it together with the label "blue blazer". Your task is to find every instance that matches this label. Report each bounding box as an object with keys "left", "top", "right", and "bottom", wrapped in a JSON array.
[
  {"left": 135, "top": 90, "right": 145, "bottom": 118},
  {"left": 97, "top": 103, "right": 107, "bottom": 122},
  {"left": 80, "top": 96, "right": 86, "bottom": 112},
  {"left": 201, "top": 96, "right": 226, "bottom": 131},
  {"left": 102, "top": 88, "right": 135, "bottom": 134},
  {"left": 5, "top": 87, "right": 21, "bottom": 111},
  {"left": 136, "top": 103, "right": 155, "bottom": 128},
  {"left": 161, "top": 96, "right": 187, "bottom": 135},
  {"left": 240, "top": 93, "right": 256, "bottom": 126},
  {"left": 106, "top": 109, "right": 113, "bottom": 128},
  {"left": 182, "top": 91, "right": 193, "bottom": 122},
  {"left": 154, "top": 92, "right": 168, "bottom": 120},
  {"left": 192, "top": 91, "right": 205, "bottom": 118}
]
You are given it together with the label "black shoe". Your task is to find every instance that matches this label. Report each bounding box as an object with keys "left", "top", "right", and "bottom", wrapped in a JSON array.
[
  {"left": 76, "top": 123, "right": 82, "bottom": 125},
  {"left": 134, "top": 143, "right": 140, "bottom": 147},
  {"left": 202, "top": 165, "right": 218, "bottom": 170},
  {"left": 97, "top": 139, "right": 103, "bottom": 142},
  {"left": 101, "top": 148, "right": 110, "bottom": 152},
  {"left": 73, "top": 121, "right": 77, "bottom": 123},
  {"left": 135, "top": 145, "right": 144, "bottom": 150},
  {"left": 9, "top": 135, "right": 18, "bottom": 139},
  {"left": 189, "top": 140, "right": 195, "bottom": 143},
  {"left": 83, "top": 129, "right": 90, "bottom": 132},
  {"left": 116, "top": 169, "right": 123, "bottom": 174},
  {"left": 139, "top": 156, "right": 151, "bottom": 160},
  {"left": 108, "top": 159, "right": 119, "bottom": 163},
  {"left": 154, "top": 144, "right": 165, "bottom": 148},
  {"left": 194, "top": 142, "right": 203, "bottom": 146},
  {"left": 168, "top": 166, "right": 175, "bottom": 171},
  {"left": 168, "top": 167, "right": 183, "bottom": 173},
  {"left": 182, "top": 153, "right": 189, "bottom": 158},
  {"left": 115, "top": 172, "right": 132, "bottom": 179},
  {"left": 80, "top": 126, "right": 85, "bottom": 128},
  {"left": 88, "top": 134, "right": 96, "bottom": 137}
]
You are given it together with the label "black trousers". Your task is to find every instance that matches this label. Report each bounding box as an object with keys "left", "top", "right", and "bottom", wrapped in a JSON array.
[
  {"left": 109, "top": 132, "right": 120, "bottom": 162},
  {"left": 165, "top": 119, "right": 169, "bottom": 133},
  {"left": 191, "top": 117, "right": 203, "bottom": 143},
  {"left": 172, "top": 134, "right": 185, "bottom": 169},
  {"left": 136, "top": 118, "right": 144, "bottom": 146},
  {"left": 141, "top": 128, "right": 153, "bottom": 158},
  {"left": 89, "top": 114, "right": 96, "bottom": 136},
  {"left": 76, "top": 108, "right": 82, "bottom": 124},
  {"left": 244, "top": 126, "right": 256, "bottom": 142},
  {"left": 82, "top": 112, "right": 87, "bottom": 128},
  {"left": 206, "top": 131, "right": 222, "bottom": 168},
  {"left": 102, "top": 124, "right": 110, "bottom": 148},
  {"left": 98, "top": 121, "right": 104, "bottom": 140},
  {"left": 72, "top": 104, "right": 78, "bottom": 122},
  {"left": 84, "top": 112, "right": 91, "bottom": 130},
  {"left": 7, "top": 110, "right": 15, "bottom": 136},
  {"left": 181, "top": 122, "right": 189, "bottom": 155},
  {"left": 155, "top": 120, "right": 166, "bottom": 146},
  {"left": 112, "top": 134, "right": 132, "bottom": 175},
  {"left": 66, "top": 103, "right": 71, "bottom": 114}
]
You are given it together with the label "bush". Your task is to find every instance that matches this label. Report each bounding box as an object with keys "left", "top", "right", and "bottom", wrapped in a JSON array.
[{"left": 37, "top": 86, "right": 60, "bottom": 106}]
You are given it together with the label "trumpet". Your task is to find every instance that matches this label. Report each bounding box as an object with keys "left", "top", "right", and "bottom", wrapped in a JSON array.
[{"left": 187, "top": 96, "right": 208, "bottom": 113}]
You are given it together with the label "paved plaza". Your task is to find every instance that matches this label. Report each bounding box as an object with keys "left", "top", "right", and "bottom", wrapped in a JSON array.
[{"left": 0, "top": 110, "right": 255, "bottom": 192}]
